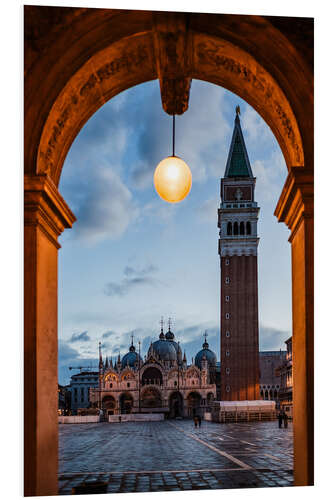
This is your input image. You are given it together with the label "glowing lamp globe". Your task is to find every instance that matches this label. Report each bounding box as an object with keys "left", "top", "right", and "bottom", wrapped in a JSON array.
[{"left": 154, "top": 156, "right": 192, "bottom": 203}]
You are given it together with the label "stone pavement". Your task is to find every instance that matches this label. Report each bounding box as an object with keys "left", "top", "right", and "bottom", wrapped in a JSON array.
[{"left": 58, "top": 419, "right": 293, "bottom": 494}]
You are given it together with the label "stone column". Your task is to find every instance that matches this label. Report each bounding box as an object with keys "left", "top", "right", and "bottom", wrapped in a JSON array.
[
  {"left": 275, "top": 167, "right": 314, "bottom": 486},
  {"left": 24, "top": 174, "right": 76, "bottom": 496}
]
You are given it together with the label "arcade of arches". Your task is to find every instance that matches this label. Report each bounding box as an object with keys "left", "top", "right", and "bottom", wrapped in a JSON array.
[{"left": 24, "top": 7, "right": 313, "bottom": 496}]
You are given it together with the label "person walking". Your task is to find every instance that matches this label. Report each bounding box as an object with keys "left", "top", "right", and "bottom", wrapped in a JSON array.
[
  {"left": 278, "top": 411, "right": 283, "bottom": 429},
  {"left": 283, "top": 411, "right": 288, "bottom": 428},
  {"left": 194, "top": 416, "right": 198, "bottom": 428},
  {"left": 198, "top": 415, "right": 202, "bottom": 428}
]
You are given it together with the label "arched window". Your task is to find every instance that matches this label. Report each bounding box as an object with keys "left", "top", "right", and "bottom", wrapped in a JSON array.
[
  {"left": 240, "top": 221, "right": 245, "bottom": 235},
  {"left": 233, "top": 221, "right": 238, "bottom": 235},
  {"left": 265, "top": 390, "right": 268, "bottom": 400},
  {"left": 246, "top": 221, "right": 251, "bottom": 235},
  {"left": 227, "top": 222, "right": 232, "bottom": 235}
]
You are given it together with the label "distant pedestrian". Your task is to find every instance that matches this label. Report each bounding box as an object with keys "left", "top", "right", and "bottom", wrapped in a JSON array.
[
  {"left": 283, "top": 412, "right": 288, "bottom": 428},
  {"left": 194, "top": 416, "right": 198, "bottom": 428},
  {"left": 119, "top": 415, "right": 122, "bottom": 424},
  {"left": 278, "top": 412, "right": 283, "bottom": 428},
  {"left": 198, "top": 415, "right": 202, "bottom": 427}
]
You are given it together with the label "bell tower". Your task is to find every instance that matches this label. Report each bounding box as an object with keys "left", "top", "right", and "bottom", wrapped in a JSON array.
[{"left": 218, "top": 107, "right": 260, "bottom": 401}]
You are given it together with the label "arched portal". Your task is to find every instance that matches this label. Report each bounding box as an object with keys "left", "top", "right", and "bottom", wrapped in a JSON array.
[
  {"left": 24, "top": 8, "right": 313, "bottom": 495},
  {"left": 142, "top": 367, "right": 163, "bottom": 386},
  {"left": 187, "top": 392, "right": 202, "bottom": 417},
  {"left": 141, "top": 387, "right": 162, "bottom": 409},
  {"left": 119, "top": 392, "right": 134, "bottom": 414},
  {"left": 102, "top": 395, "right": 116, "bottom": 415},
  {"left": 169, "top": 391, "right": 183, "bottom": 418},
  {"left": 207, "top": 392, "right": 215, "bottom": 405}
]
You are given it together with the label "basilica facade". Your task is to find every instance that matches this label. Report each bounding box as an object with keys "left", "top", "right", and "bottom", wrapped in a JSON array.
[{"left": 89, "top": 324, "right": 217, "bottom": 418}]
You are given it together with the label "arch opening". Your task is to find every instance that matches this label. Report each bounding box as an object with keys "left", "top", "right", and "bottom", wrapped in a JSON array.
[
  {"left": 142, "top": 367, "right": 163, "bottom": 386},
  {"left": 141, "top": 387, "right": 162, "bottom": 409},
  {"left": 30, "top": 19, "right": 306, "bottom": 187},
  {"left": 24, "top": 9, "right": 313, "bottom": 495},
  {"left": 119, "top": 392, "right": 134, "bottom": 414}
]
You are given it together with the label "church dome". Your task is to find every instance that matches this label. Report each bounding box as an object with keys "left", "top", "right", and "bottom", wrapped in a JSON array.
[
  {"left": 150, "top": 338, "right": 178, "bottom": 362},
  {"left": 165, "top": 327, "right": 182, "bottom": 362},
  {"left": 195, "top": 336, "right": 217, "bottom": 368},
  {"left": 121, "top": 341, "right": 142, "bottom": 369},
  {"left": 165, "top": 329, "right": 174, "bottom": 341}
]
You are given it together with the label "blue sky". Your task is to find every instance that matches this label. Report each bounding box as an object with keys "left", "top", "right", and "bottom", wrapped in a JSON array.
[{"left": 58, "top": 79, "right": 291, "bottom": 385}]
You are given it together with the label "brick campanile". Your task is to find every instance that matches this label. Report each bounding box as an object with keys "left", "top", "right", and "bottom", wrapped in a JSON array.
[{"left": 218, "top": 109, "right": 260, "bottom": 401}]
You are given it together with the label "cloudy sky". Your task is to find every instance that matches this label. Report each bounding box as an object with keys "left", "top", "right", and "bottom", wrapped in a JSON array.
[{"left": 58, "top": 79, "right": 292, "bottom": 385}]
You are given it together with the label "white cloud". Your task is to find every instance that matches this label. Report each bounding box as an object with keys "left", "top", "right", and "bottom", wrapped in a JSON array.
[
  {"left": 252, "top": 149, "right": 287, "bottom": 203},
  {"left": 196, "top": 197, "right": 219, "bottom": 223},
  {"left": 259, "top": 325, "right": 290, "bottom": 351},
  {"left": 67, "top": 167, "right": 139, "bottom": 244},
  {"left": 176, "top": 83, "right": 230, "bottom": 181},
  {"left": 242, "top": 106, "right": 271, "bottom": 145}
]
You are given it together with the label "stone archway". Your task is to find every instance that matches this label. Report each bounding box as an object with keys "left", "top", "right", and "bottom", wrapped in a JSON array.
[
  {"left": 187, "top": 392, "right": 202, "bottom": 417},
  {"left": 169, "top": 391, "right": 183, "bottom": 418},
  {"left": 24, "top": 8, "right": 313, "bottom": 495},
  {"left": 102, "top": 395, "right": 116, "bottom": 414},
  {"left": 142, "top": 366, "right": 163, "bottom": 386},
  {"left": 141, "top": 387, "right": 162, "bottom": 409},
  {"left": 119, "top": 392, "right": 134, "bottom": 414}
]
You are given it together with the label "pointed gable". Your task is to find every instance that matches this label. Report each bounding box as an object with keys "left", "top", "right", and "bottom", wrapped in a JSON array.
[{"left": 224, "top": 114, "right": 253, "bottom": 178}]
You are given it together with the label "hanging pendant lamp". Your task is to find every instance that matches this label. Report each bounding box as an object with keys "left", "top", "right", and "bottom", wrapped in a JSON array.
[{"left": 154, "top": 115, "right": 192, "bottom": 203}]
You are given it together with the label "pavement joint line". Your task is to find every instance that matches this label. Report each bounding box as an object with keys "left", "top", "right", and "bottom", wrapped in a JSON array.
[
  {"left": 222, "top": 434, "right": 236, "bottom": 439},
  {"left": 58, "top": 468, "right": 252, "bottom": 476},
  {"left": 167, "top": 422, "right": 253, "bottom": 470},
  {"left": 263, "top": 454, "right": 282, "bottom": 462},
  {"left": 240, "top": 440, "right": 256, "bottom": 446}
]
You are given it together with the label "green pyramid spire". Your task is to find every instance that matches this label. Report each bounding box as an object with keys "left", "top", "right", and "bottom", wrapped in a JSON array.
[{"left": 224, "top": 109, "right": 253, "bottom": 178}]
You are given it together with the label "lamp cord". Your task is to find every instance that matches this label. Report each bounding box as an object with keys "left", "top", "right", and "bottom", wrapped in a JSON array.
[{"left": 172, "top": 114, "right": 175, "bottom": 157}]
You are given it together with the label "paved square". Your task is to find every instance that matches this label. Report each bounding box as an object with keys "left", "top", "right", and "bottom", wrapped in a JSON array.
[{"left": 58, "top": 419, "right": 293, "bottom": 494}]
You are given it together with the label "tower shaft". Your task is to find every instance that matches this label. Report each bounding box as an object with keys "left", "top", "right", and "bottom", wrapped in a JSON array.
[{"left": 218, "top": 111, "right": 260, "bottom": 401}]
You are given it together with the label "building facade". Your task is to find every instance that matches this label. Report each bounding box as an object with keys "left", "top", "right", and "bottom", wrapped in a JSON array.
[
  {"left": 276, "top": 337, "right": 293, "bottom": 417},
  {"left": 69, "top": 370, "right": 99, "bottom": 414},
  {"left": 90, "top": 325, "right": 217, "bottom": 417},
  {"left": 58, "top": 384, "right": 71, "bottom": 415},
  {"left": 259, "top": 351, "right": 286, "bottom": 407},
  {"left": 218, "top": 109, "right": 260, "bottom": 400}
]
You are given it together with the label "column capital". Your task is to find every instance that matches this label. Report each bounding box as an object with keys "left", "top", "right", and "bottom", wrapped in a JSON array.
[
  {"left": 274, "top": 167, "right": 313, "bottom": 241},
  {"left": 24, "top": 174, "right": 76, "bottom": 248}
]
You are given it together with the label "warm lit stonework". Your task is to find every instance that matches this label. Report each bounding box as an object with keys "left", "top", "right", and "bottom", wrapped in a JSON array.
[{"left": 24, "top": 7, "right": 313, "bottom": 495}]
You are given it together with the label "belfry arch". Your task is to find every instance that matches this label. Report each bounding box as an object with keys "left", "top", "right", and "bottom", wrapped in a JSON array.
[{"left": 24, "top": 7, "right": 313, "bottom": 496}]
